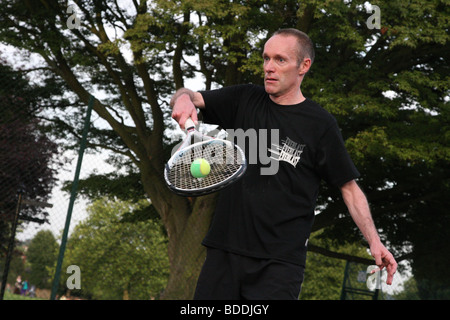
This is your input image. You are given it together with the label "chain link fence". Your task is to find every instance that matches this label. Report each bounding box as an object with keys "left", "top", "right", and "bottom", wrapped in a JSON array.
[
  {"left": 340, "top": 261, "right": 393, "bottom": 300},
  {"left": 0, "top": 68, "right": 169, "bottom": 300}
]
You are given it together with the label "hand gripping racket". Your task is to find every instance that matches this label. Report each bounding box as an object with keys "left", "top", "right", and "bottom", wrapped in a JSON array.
[{"left": 164, "top": 118, "right": 247, "bottom": 196}]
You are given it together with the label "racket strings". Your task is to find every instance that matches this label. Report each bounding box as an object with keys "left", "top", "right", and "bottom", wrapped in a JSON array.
[{"left": 168, "top": 142, "right": 244, "bottom": 190}]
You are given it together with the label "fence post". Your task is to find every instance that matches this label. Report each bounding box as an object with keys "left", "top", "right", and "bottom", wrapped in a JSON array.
[{"left": 50, "top": 95, "right": 94, "bottom": 300}]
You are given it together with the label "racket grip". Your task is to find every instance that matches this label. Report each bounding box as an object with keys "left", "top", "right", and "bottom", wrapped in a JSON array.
[{"left": 185, "top": 118, "right": 196, "bottom": 130}]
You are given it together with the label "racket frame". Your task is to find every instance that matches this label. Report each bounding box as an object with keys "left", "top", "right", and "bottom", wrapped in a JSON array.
[{"left": 164, "top": 119, "right": 247, "bottom": 196}]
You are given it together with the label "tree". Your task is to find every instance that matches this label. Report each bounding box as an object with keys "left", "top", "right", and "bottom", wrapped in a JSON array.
[
  {"left": 0, "top": 244, "right": 26, "bottom": 288},
  {"left": 0, "top": 62, "right": 61, "bottom": 256},
  {"left": 26, "top": 230, "right": 58, "bottom": 289},
  {"left": 392, "top": 277, "right": 420, "bottom": 300},
  {"left": 61, "top": 198, "right": 169, "bottom": 300},
  {"left": 300, "top": 1, "right": 449, "bottom": 298},
  {"left": 0, "top": 0, "right": 448, "bottom": 299}
]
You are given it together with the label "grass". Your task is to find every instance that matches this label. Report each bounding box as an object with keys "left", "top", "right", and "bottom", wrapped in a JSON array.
[{"left": 3, "top": 291, "right": 45, "bottom": 300}]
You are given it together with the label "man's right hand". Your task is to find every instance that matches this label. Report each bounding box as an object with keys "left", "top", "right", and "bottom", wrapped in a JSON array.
[
  {"left": 171, "top": 93, "right": 198, "bottom": 130},
  {"left": 170, "top": 88, "right": 205, "bottom": 129}
]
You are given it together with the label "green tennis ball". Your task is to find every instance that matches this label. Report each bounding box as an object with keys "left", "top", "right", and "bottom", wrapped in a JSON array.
[{"left": 190, "top": 158, "right": 211, "bottom": 178}]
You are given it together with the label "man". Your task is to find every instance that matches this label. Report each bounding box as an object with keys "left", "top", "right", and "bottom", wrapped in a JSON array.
[{"left": 171, "top": 28, "right": 397, "bottom": 300}]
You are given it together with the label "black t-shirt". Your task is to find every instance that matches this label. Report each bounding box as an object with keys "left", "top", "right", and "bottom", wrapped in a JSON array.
[{"left": 200, "top": 84, "right": 359, "bottom": 266}]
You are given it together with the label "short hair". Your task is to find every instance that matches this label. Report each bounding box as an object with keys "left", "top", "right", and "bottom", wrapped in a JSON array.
[{"left": 271, "top": 28, "right": 315, "bottom": 66}]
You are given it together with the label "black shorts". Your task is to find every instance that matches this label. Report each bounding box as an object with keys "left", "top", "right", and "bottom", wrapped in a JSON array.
[{"left": 194, "top": 247, "right": 304, "bottom": 300}]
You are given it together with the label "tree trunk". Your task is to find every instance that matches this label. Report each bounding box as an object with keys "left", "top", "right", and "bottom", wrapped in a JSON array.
[{"left": 160, "top": 193, "right": 218, "bottom": 300}]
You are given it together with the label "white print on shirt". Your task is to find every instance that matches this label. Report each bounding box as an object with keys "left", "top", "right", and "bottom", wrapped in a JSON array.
[
  {"left": 268, "top": 137, "right": 306, "bottom": 168},
  {"left": 170, "top": 124, "right": 303, "bottom": 175}
]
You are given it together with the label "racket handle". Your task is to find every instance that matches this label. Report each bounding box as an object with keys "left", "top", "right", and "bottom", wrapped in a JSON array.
[{"left": 185, "top": 118, "right": 196, "bottom": 130}]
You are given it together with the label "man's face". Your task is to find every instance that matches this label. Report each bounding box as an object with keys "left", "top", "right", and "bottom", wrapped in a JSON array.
[{"left": 263, "top": 35, "right": 305, "bottom": 100}]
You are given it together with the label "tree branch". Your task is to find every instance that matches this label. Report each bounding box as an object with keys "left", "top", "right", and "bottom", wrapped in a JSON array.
[
  {"left": 308, "top": 243, "right": 413, "bottom": 265},
  {"left": 308, "top": 243, "right": 374, "bottom": 265}
]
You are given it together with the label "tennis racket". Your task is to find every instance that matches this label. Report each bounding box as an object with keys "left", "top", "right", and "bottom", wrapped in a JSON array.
[{"left": 164, "top": 118, "right": 247, "bottom": 196}]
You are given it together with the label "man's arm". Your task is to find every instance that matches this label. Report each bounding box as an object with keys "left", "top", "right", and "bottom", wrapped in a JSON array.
[
  {"left": 341, "top": 180, "right": 397, "bottom": 285},
  {"left": 170, "top": 88, "right": 205, "bottom": 129}
]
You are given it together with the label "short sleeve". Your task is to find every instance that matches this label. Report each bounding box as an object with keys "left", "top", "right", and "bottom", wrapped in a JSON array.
[{"left": 315, "top": 123, "right": 360, "bottom": 187}]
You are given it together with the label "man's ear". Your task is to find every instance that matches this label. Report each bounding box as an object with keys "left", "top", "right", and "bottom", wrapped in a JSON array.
[{"left": 299, "top": 57, "right": 312, "bottom": 75}]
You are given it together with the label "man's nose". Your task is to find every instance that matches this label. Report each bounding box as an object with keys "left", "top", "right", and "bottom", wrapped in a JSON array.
[{"left": 264, "top": 59, "right": 275, "bottom": 73}]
